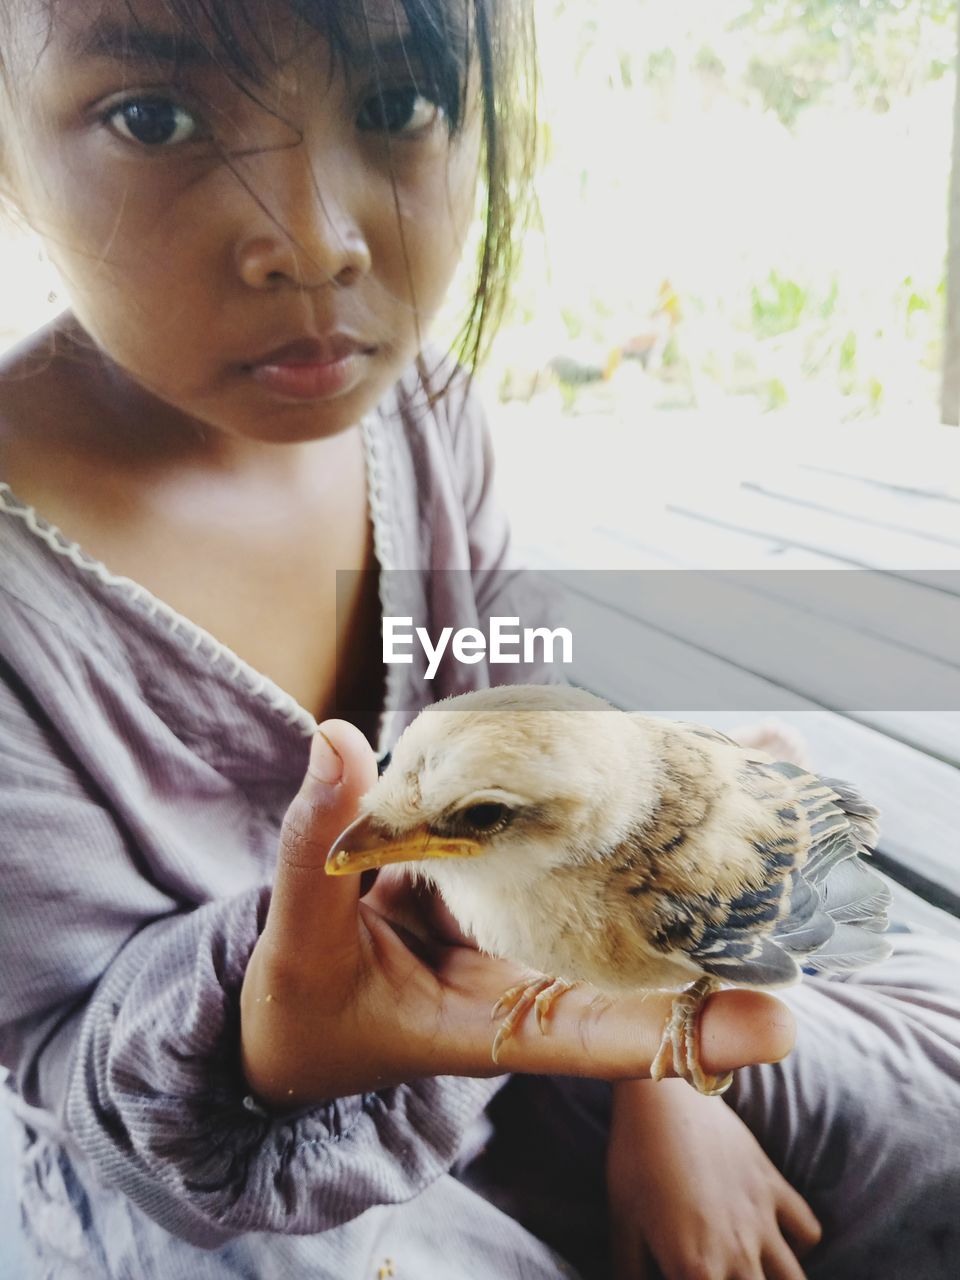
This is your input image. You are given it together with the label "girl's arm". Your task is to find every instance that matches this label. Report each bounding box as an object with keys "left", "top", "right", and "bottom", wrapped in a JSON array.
[
  {"left": 607, "top": 1079, "right": 822, "bottom": 1280},
  {"left": 0, "top": 636, "right": 498, "bottom": 1247}
]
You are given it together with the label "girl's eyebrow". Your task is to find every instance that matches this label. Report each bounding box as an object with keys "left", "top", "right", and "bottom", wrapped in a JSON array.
[
  {"left": 71, "top": 21, "right": 420, "bottom": 73},
  {"left": 350, "top": 36, "right": 418, "bottom": 64},
  {"left": 70, "top": 20, "right": 213, "bottom": 67}
]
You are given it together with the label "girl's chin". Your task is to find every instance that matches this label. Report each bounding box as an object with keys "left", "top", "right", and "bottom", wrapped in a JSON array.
[
  {"left": 212, "top": 385, "right": 381, "bottom": 444},
  {"left": 71, "top": 339, "right": 402, "bottom": 448}
]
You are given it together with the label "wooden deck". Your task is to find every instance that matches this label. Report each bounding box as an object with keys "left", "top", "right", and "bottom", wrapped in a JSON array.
[{"left": 488, "top": 399, "right": 960, "bottom": 939}]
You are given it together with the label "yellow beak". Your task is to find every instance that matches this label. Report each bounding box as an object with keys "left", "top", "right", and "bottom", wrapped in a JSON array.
[{"left": 325, "top": 813, "right": 483, "bottom": 876}]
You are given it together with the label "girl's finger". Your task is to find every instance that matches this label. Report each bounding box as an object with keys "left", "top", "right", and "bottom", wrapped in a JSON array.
[
  {"left": 698, "top": 987, "right": 796, "bottom": 1075},
  {"left": 776, "top": 1187, "right": 823, "bottom": 1257},
  {"left": 364, "top": 867, "right": 477, "bottom": 948},
  {"left": 609, "top": 1220, "right": 651, "bottom": 1280},
  {"left": 427, "top": 948, "right": 796, "bottom": 1080},
  {"left": 263, "top": 719, "right": 379, "bottom": 966},
  {"left": 761, "top": 1237, "right": 809, "bottom": 1280},
  {"left": 492, "top": 983, "right": 795, "bottom": 1080}
]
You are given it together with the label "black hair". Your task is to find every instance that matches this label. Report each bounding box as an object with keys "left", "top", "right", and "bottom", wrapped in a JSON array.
[{"left": 1, "top": 0, "right": 538, "bottom": 389}]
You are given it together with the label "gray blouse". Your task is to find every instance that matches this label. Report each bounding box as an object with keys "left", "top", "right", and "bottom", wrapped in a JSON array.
[
  {"left": 7, "top": 364, "right": 960, "bottom": 1280},
  {"left": 0, "top": 363, "right": 562, "bottom": 1275}
]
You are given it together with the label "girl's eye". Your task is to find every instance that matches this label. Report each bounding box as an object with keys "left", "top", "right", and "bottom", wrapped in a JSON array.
[
  {"left": 357, "top": 86, "right": 442, "bottom": 135},
  {"left": 105, "top": 98, "right": 199, "bottom": 148}
]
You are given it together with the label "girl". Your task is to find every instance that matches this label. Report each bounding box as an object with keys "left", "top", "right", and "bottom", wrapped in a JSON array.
[{"left": 0, "top": 2, "right": 958, "bottom": 1278}]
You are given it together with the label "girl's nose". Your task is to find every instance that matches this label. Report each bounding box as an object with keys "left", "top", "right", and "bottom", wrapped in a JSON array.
[{"left": 234, "top": 160, "right": 373, "bottom": 292}]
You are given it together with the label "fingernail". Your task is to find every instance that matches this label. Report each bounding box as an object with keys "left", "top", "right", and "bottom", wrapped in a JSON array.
[{"left": 309, "top": 727, "right": 343, "bottom": 785}]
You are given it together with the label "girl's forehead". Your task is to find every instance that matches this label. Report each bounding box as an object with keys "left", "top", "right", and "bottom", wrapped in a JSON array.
[{"left": 27, "top": 0, "right": 419, "bottom": 67}]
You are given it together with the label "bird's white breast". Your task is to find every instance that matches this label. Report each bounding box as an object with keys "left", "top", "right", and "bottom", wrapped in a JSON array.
[
  {"left": 426, "top": 853, "right": 562, "bottom": 970},
  {"left": 424, "top": 851, "right": 699, "bottom": 993}
]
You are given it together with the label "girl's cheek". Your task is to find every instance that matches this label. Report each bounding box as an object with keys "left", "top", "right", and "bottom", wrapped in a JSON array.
[
  {"left": 398, "top": 130, "right": 480, "bottom": 238},
  {"left": 13, "top": 135, "right": 130, "bottom": 254},
  {"left": 36, "top": 163, "right": 213, "bottom": 293}
]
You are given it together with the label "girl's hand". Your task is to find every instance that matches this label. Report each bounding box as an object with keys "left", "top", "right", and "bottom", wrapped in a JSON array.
[
  {"left": 240, "top": 720, "right": 797, "bottom": 1109},
  {"left": 607, "top": 1079, "right": 822, "bottom": 1280}
]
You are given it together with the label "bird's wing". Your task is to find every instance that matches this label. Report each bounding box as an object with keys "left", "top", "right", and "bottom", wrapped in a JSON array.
[
  {"left": 775, "top": 766, "right": 891, "bottom": 975},
  {"left": 631, "top": 736, "right": 890, "bottom": 989},
  {"left": 678, "top": 723, "right": 743, "bottom": 750}
]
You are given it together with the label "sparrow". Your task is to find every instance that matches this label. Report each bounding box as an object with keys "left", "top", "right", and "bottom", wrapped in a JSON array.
[{"left": 326, "top": 685, "right": 891, "bottom": 1094}]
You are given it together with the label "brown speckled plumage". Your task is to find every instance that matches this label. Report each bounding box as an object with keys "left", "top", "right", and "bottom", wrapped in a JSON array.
[{"left": 328, "top": 685, "right": 892, "bottom": 1091}]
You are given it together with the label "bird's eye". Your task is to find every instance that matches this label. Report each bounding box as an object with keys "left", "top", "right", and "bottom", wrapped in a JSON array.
[{"left": 459, "top": 802, "right": 513, "bottom": 835}]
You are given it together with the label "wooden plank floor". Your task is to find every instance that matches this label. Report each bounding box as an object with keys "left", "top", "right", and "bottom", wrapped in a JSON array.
[{"left": 488, "top": 403, "right": 960, "bottom": 937}]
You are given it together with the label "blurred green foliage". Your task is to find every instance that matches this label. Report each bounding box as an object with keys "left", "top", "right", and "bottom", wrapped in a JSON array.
[
  {"left": 482, "top": 0, "right": 955, "bottom": 420},
  {"left": 734, "top": 0, "right": 957, "bottom": 125}
]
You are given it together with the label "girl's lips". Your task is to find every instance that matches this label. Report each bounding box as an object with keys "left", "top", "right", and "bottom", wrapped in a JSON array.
[
  {"left": 246, "top": 336, "right": 375, "bottom": 401},
  {"left": 250, "top": 353, "right": 366, "bottom": 401}
]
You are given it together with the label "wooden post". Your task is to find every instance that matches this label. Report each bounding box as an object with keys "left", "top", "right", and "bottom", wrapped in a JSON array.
[{"left": 940, "top": 2, "right": 960, "bottom": 425}]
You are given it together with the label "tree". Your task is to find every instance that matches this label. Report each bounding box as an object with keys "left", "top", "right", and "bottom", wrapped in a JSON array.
[{"left": 731, "top": 0, "right": 957, "bottom": 125}]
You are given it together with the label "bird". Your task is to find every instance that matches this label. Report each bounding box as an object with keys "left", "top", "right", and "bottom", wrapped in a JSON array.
[{"left": 325, "top": 684, "right": 892, "bottom": 1095}]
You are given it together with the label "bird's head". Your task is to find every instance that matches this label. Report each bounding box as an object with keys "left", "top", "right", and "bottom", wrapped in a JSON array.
[{"left": 325, "top": 685, "right": 661, "bottom": 886}]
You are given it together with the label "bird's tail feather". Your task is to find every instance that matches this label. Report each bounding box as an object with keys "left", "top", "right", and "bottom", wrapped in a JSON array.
[
  {"left": 818, "top": 855, "right": 892, "bottom": 932},
  {"left": 773, "top": 774, "right": 891, "bottom": 973},
  {"left": 800, "top": 921, "right": 892, "bottom": 973},
  {"left": 818, "top": 775, "right": 881, "bottom": 849}
]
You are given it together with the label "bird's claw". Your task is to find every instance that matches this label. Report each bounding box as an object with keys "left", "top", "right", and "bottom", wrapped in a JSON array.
[
  {"left": 650, "top": 976, "right": 733, "bottom": 1097},
  {"left": 491, "top": 976, "right": 577, "bottom": 1063}
]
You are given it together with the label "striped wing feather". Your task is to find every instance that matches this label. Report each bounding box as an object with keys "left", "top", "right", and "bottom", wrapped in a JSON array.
[{"left": 660, "top": 756, "right": 892, "bottom": 988}]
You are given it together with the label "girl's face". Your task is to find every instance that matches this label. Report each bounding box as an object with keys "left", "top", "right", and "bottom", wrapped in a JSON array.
[{"left": 1, "top": 0, "right": 481, "bottom": 443}]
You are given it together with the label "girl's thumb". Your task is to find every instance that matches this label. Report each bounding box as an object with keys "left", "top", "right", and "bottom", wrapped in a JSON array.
[{"left": 266, "top": 719, "right": 380, "bottom": 953}]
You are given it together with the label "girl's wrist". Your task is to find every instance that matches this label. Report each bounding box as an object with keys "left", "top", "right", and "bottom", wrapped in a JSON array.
[
  {"left": 609, "top": 1076, "right": 726, "bottom": 1154},
  {"left": 612, "top": 1075, "right": 702, "bottom": 1114}
]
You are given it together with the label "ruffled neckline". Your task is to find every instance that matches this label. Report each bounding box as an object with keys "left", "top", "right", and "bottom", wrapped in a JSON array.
[{"left": 0, "top": 409, "right": 401, "bottom": 758}]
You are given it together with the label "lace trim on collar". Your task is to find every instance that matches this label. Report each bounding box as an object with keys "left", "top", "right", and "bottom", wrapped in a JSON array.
[{"left": 0, "top": 409, "right": 398, "bottom": 755}]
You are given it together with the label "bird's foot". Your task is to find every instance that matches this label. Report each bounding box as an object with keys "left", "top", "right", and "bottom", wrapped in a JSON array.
[
  {"left": 650, "top": 976, "right": 733, "bottom": 1096},
  {"left": 491, "top": 976, "right": 577, "bottom": 1063}
]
